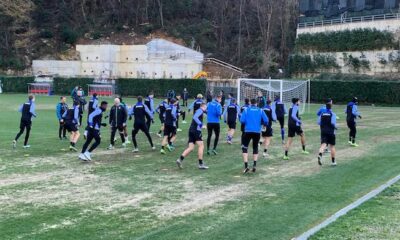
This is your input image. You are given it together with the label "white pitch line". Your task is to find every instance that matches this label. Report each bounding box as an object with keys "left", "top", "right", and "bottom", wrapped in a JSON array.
[{"left": 296, "top": 174, "right": 400, "bottom": 240}]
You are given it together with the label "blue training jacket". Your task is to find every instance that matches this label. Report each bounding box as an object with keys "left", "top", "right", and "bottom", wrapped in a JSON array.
[
  {"left": 207, "top": 100, "right": 222, "bottom": 123},
  {"left": 240, "top": 105, "right": 269, "bottom": 133}
]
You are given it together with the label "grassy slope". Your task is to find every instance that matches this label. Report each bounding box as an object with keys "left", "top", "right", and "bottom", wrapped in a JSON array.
[
  {"left": 0, "top": 94, "right": 400, "bottom": 240},
  {"left": 311, "top": 183, "right": 400, "bottom": 240}
]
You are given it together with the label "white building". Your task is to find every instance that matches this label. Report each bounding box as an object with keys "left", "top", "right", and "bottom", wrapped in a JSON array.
[{"left": 32, "top": 39, "right": 204, "bottom": 79}]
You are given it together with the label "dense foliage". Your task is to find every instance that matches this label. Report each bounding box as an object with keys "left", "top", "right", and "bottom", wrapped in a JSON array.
[
  {"left": 311, "top": 80, "right": 400, "bottom": 104},
  {"left": 53, "top": 77, "right": 94, "bottom": 95},
  {"left": 288, "top": 54, "right": 339, "bottom": 74},
  {"left": 0, "top": 76, "right": 34, "bottom": 93},
  {"left": 314, "top": 73, "right": 400, "bottom": 81},
  {"left": 0, "top": 0, "right": 299, "bottom": 77},
  {"left": 296, "top": 29, "right": 397, "bottom": 52}
]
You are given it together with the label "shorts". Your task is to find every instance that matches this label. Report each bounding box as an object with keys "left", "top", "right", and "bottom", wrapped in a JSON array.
[
  {"left": 20, "top": 119, "right": 32, "bottom": 129},
  {"left": 159, "top": 115, "right": 165, "bottom": 124},
  {"left": 347, "top": 120, "right": 356, "bottom": 129},
  {"left": 164, "top": 125, "right": 177, "bottom": 136},
  {"left": 188, "top": 130, "right": 202, "bottom": 143},
  {"left": 228, "top": 121, "right": 236, "bottom": 130},
  {"left": 241, "top": 124, "right": 245, "bottom": 132},
  {"left": 65, "top": 122, "right": 78, "bottom": 132},
  {"left": 321, "top": 133, "right": 336, "bottom": 145},
  {"left": 262, "top": 126, "right": 273, "bottom": 137},
  {"left": 241, "top": 132, "right": 261, "bottom": 154},
  {"left": 277, "top": 116, "right": 285, "bottom": 129},
  {"left": 112, "top": 125, "right": 125, "bottom": 132},
  {"left": 288, "top": 125, "right": 303, "bottom": 138}
]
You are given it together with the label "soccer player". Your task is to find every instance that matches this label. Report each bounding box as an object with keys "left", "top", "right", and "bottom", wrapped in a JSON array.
[
  {"left": 84, "top": 93, "right": 98, "bottom": 138},
  {"left": 272, "top": 95, "right": 287, "bottom": 144},
  {"left": 261, "top": 99, "right": 277, "bottom": 158},
  {"left": 240, "top": 98, "right": 269, "bottom": 173},
  {"left": 129, "top": 96, "right": 155, "bottom": 152},
  {"left": 76, "top": 88, "right": 86, "bottom": 126},
  {"left": 175, "top": 94, "right": 186, "bottom": 132},
  {"left": 156, "top": 98, "right": 168, "bottom": 138},
  {"left": 317, "top": 98, "right": 333, "bottom": 153},
  {"left": 62, "top": 101, "right": 81, "bottom": 151},
  {"left": 283, "top": 98, "right": 309, "bottom": 160},
  {"left": 56, "top": 96, "right": 68, "bottom": 140},
  {"left": 346, "top": 97, "right": 362, "bottom": 147},
  {"left": 108, "top": 98, "right": 127, "bottom": 150},
  {"left": 176, "top": 103, "right": 208, "bottom": 170},
  {"left": 79, "top": 101, "right": 108, "bottom": 161},
  {"left": 318, "top": 102, "right": 337, "bottom": 166},
  {"left": 144, "top": 91, "right": 155, "bottom": 130},
  {"left": 13, "top": 95, "right": 37, "bottom": 148},
  {"left": 182, "top": 88, "right": 189, "bottom": 107},
  {"left": 160, "top": 98, "right": 178, "bottom": 154},
  {"left": 118, "top": 97, "right": 131, "bottom": 144},
  {"left": 256, "top": 90, "right": 266, "bottom": 109},
  {"left": 206, "top": 90, "right": 213, "bottom": 103},
  {"left": 206, "top": 94, "right": 222, "bottom": 155},
  {"left": 240, "top": 98, "right": 250, "bottom": 144},
  {"left": 188, "top": 94, "right": 204, "bottom": 113},
  {"left": 224, "top": 98, "right": 240, "bottom": 144}
]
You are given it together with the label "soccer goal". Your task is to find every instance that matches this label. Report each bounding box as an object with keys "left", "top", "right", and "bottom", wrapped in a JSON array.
[
  {"left": 237, "top": 78, "right": 310, "bottom": 114},
  {"left": 88, "top": 84, "right": 115, "bottom": 97}
]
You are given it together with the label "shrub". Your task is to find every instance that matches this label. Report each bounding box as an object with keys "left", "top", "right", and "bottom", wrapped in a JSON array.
[
  {"left": 61, "top": 27, "right": 79, "bottom": 45},
  {"left": 39, "top": 30, "right": 54, "bottom": 39},
  {"left": 0, "top": 76, "right": 34, "bottom": 93},
  {"left": 53, "top": 77, "right": 94, "bottom": 95}
]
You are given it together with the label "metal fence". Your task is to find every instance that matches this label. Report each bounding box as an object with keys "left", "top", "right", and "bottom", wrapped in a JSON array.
[{"left": 298, "top": 13, "right": 400, "bottom": 29}]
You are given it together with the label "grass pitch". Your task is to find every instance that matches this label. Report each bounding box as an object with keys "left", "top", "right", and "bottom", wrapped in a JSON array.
[{"left": 0, "top": 94, "right": 400, "bottom": 240}]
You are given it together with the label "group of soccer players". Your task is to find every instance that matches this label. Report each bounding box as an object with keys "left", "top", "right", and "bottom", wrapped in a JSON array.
[{"left": 12, "top": 90, "right": 362, "bottom": 173}]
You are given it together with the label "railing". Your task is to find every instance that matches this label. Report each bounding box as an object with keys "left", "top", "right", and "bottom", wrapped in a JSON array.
[
  {"left": 298, "top": 13, "right": 400, "bottom": 29},
  {"left": 204, "top": 58, "right": 243, "bottom": 73}
]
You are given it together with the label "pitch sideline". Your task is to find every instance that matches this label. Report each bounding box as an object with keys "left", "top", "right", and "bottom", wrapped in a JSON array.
[{"left": 296, "top": 174, "right": 400, "bottom": 240}]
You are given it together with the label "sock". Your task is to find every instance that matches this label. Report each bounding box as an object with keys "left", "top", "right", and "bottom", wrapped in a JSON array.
[
  {"left": 70, "top": 142, "right": 75, "bottom": 147},
  {"left": 285, "top": 150, "right": 288, "bottom": 156},
  {"left": 253, "top": 161, "right": 257, "bottom": 167},
  {"left": 264, "top": 149, "right": 268, "bottom": 153},
  {"left": 180, "top": 155, "right": 184, "bottom": 161},
  {"left": 199, "top": 159, "right": 203, "bottom": 165},
  {"left": 162, "top": 146, "right": 165, "bottom": 150},
  {"left": 244, "top": 162, "right": 248, "bottom": 168},
  {"left": 349, "top": 136, "right": 352, "bottom": 142},
  {"left": 319, "top": 152, "right": 322, "bottom": 157},
  {"left": 158, "top": 130, "right": 162, "bottom": 134},
  {"left": 332, "top": 157, "right": 335, "bottom": 163},
  {"left": 281, "top": 128, "right": 285, "bottom": 141},
  {"left": 302, "top": 145, "right": 306, "bottom": 151}
]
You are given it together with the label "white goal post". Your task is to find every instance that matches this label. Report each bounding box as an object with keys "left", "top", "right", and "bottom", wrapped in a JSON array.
[{"left": 237, "top": 78, "right": 310, "bottom": 114}]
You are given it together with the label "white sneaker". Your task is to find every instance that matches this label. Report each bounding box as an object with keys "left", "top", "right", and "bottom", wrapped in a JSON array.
[
  {"left": 122, "top": 142, "right": 127, "bottom": 148},
  {"left": 151, "top": 146, "right": 156, "bottom": 150},
  {"left": 12, "top": 140, "right": 16, "bottom": 149},
  {"left": 176, "top": 159, "right": 183, "bottom": 169},
  {"left": 182, "top": 120, "right": 187, "bottom": 124},
  {"left": 157, "top": 133, "right": 162, "bottom": 138},
  {"left": 84, "top": 151, "right": 92, "bottom": 161},
  {"left": 132, "top": 148, "right": 139, "bottom": 153},
  {"left": 107, "top": 144, "right": 115, "bottom": 150},
  {"left": 79, "top": 153, "right": 88, "bottom": 161},
  {"left": 262, "top": 152, "right": 269, "bottom": 158},
  {"left": 125, "top": 139, "right": 131, "bottom": 144},
  {"left": 23, "top": 145, "right": 31, "bottom": 149},
  {"left": 198, "top": 164, "right": 209, "bottom": 170},
  {"left": 177, "top": 128, "right": 182, "bottom": 132},
  {"left": 331, "top": 161, "right": 337, "bottom": 166}
]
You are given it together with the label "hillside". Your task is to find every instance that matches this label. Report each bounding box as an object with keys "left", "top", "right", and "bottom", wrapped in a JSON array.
[{"left": 0, "top": 0, "right": 299, "bottom": 77}]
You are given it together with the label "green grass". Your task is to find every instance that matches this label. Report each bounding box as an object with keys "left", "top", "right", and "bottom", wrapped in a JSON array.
[
  {"left": 0, "top": 94, "right": 400, "bottom": 240},
  {"left": 311, "top": 182, "right": 400, "bottom": 240}
]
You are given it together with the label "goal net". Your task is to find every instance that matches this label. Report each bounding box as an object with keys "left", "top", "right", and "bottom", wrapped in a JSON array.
[
  {"left": 237, "top": 79, "right": 310, "bottom": 114},
  {"left": 88, "top": 84, "right": 115, "bottom": 97}
]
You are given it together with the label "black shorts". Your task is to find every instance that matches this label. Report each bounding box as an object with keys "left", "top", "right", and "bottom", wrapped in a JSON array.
[
  {"left": 188, "top": 130, "right": 202, "bottom": 143},
  {"left": 347, "top": 120, "right": 356, "bottom": 129},
  {"left": 20, "top": 119, "right": 32, "bottom": 129},
  {"left": 321, "top": 133, "right": 336, "bottom": 145},
  {"left": 159, "top": 115, "right": 165, "bottom": 124},
  {"left": 277, "top": 116, "right": 285, "bottom": 129},
  {"left": 262, "top": 126, "right": 273, "bottom": 137},
  {"left": 207, "top": 123, "right": 220, "bottom": 132},
  {"left": 288, "top": 125, "right": 303, "bottom": 138},
  {"left": 241, "top": 132, "right": 261, "bottom": 154},
  {"left": 164, "top": 125, "right": 177, "bottom": 136},
  {"left": 112, "top": 125, "right": 125, "bottom": 132},
  {"left": 241, "top": 124, "right": 245, "bottom": 132},
  {"left": 228, "top": 121, "right": 236, "bottom": 130},
  {"left": 65, "top": 122, "right": 78, "bottom": 132}
]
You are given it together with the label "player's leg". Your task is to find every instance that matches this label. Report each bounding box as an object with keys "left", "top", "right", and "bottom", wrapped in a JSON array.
[
  {"left": 109, "top": 126, "right": 117, "bottom": 149},
  {"left": 23, "top": 124, "right": 31, "bottom": 147},
  {"left": 347, "top": 121, "right": 353, "bottom": 144},
  {"left": 279, "top": 117, "right": 285, "bottom": 144},
  {"left": 318, "top": 141, "right": 327, "bottom": 166},
  {"left": 284, "top": 137, "right": 293, "bottom": 160},
  {"left": 14, "top": 121, "right": 25, "bottom": 144},
  {"left": 80, "top": 130, "right": 94, "bottom": 160},
  {"left": 59, "top": 121, "right": 63, "bottom": 140},
  {"left": 252, "top": 133, "right": 260, "bottom": 172},
  {"left": 141, "top": 124, "right": 155, "bottom": 149},
  {"left": 176, "top": 142, "right": 195, "bottom": 169},
  {"left": 181, "top": 111, "right": 186, "bottom": 123},
  {"left": 351, "top": 123, "right": 358, "bottom": 146},
  {"left": 88, "top": 130, "right": 101, "bottom": 153},
  {"left": 300, "top": 131, "right": 308, "bottom": 154},
  {"left": 212, "top": 124, "right": 220, "bottom": 154},
  {"left": 160, "top": 127, "right": 169, "bottom": 154},
  {"left": 330, "top": 145, "right": 336, "bottom": 166},
  {"left": 206, "top": 123, "right": 213, "bottom": 153},
  {"left": 197, "top": 140, "right": 207, "bottom": 169},
  {"left": 131, "top": 126, "right": 140, "bottom": 151},
  {"left": 263, "top": 137, "right": 271, "bottom": 157},
  {"left": 145, "top": 115, "right": 151, "bottom": 131},
  {"left": 119, "top": 126, "right": 126, "bottom": 144},
  {"left": 241, "top": 132, "right": 251, "bottom": 173},
  {"left": 62, "top": 123, "right": 67, "bottom": 139}
]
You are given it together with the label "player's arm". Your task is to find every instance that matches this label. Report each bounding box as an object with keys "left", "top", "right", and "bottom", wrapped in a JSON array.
[
  {"left": 193, "top": 109, "right": 203, "bottom": 127},
  {"left": 240, "top": 109, "right": 247, "bottom": 124},
  {"left": 317, "top": 115, "right": 321, "bottom": 126},
  {"left": 30, "top": 103, "right": 37, "bottom": 117},
  {"left": 150, "top": 98, "right": 155, "bottom": 113},
  {"left": 144, "top": 105, "right": 153, "bottom": 119},
  {"left": 88, "top": 108, "right": 101, "bottom": 127},
  {"left": 74, "top": 107, "right": 80, "bottom": 124},
  {"left": 108, "top": 108, "right": 113, "bottom": 124},
  {"left": 188, "top": 101, "right": 195, "bottom": 112},
  {"left": 56, "top": 104, "right": 62, "bottom": 120},
  {"left": 331, "top": 113, "right": 337, "bottom": 129},
  {"left": 352, "top": 105, "right": 361, "bottom": 118},
  {"left": 172, "top": 106, "right": 178, "bottom": 121},
  {"left": 272, "top": 108, "right": 277, "bottom": 121},
  {"left": 122, "top": 107, "right": 128, "bottom": 125},
  {"left": 291, "top": 106, "right": 301, "bottom": 124}
]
